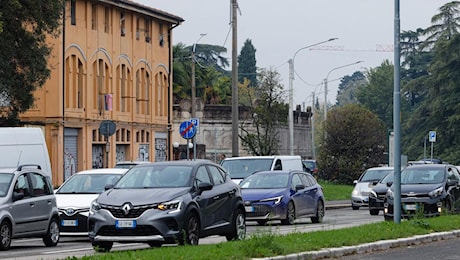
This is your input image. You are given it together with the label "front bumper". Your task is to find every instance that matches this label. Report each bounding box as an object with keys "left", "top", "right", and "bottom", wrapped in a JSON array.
[
  {"left": 58, "top": 209, "right": 90, "bottom": 236},
  {"left": 351, "top": 195, "right": 368, "bottom": 208},
  {"left": 384, "top": 197, "right": 445, "bottom": 218},
  {"left": 244, "top": 202, "right": 286, "bottom": 221}
]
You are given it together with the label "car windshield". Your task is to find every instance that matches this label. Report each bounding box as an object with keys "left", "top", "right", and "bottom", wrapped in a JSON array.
[
  {"left": 240, "top": 173, "right": 288, "bottom": 189},
  {"left": 401, "top": 168, "right": 445, "bottom": 184},
  {"left": 0, "top": 173, "right": 13, "bottom": 197},
  {"left": 221, "top": 159, "right": 273, "bottom": 179},
  {"left": 303, "top": 161, "right": 316, "bottom": 169},
  {"left": 115, "top": 165, "right": 193, "bottom": 189},
  {"left": 360, "top": 169, "right": 393, "bottom": 182},
  {"left": 379, "top": 172, "right": 394, "bottom": 184},
  {"left": 56, "top": 174, "right": 121, "bottom": 194}
]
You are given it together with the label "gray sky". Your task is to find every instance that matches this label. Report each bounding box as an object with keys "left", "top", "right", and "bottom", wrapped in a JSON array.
[{"left": 138, "top": 0, "right": 451, "bottom": 108}]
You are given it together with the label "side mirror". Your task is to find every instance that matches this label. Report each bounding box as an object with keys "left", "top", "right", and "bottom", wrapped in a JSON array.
[
  {"left": 13, "top": 191, "right": 25, "bottom": 202},
  {"left": 104, "top": 184, "right": 114, "bottom": 190},
  {"left": 198, "top": 182, "right": 213, "bottom": 193},
  {"left": 295, "top": 184, "right": 305, "bottom": 191},
  {"left": 386, "top": 181, "right": 393, "bottom": 187}
]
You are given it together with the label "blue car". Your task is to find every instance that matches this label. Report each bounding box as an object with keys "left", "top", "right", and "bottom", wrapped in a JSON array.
[{"left": 239, "top": 170, "right": 325, "bottom": 225}]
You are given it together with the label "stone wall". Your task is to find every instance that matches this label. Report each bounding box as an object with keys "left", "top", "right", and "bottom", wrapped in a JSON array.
[{"left": 171, "top": 98, "right": 312, "bottom": 163}]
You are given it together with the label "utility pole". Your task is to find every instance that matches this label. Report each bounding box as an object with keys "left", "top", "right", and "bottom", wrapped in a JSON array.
[{"left": 231, "top": 0, "right": 239, "bottom": 157}]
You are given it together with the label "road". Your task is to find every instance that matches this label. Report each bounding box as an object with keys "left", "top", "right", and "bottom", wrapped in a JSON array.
[{"left": 1, "top": 206, "right": 382, "bottom": 260}]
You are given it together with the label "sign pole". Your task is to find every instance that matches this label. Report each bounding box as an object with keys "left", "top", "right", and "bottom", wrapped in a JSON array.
[{"left": 186, "top": 138, "right": 190, "bottom": 160}]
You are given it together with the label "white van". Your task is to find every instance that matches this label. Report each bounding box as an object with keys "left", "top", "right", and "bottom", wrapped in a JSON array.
[
  {"left": 221, "top": 155, "right": 305, "bottom": 184},
  {"left": 0, "top": 127, "right": 52, "bottom": 178}
]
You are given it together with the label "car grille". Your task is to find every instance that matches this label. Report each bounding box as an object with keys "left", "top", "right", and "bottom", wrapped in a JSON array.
[
  {"left": 401, "top": 193, "right": 430, "bottom": 198},
  {"left": 97, "top": 225, "right": 160, "bottom": 236},
  {"left": 101, "top": 204, "right": 157, "bottom": 218},
  {"left": 376, "top": 193, "right": 386, "bottom": 200},
  {"left": 247, "top": 204, "right": 271, "bottom": 217}
]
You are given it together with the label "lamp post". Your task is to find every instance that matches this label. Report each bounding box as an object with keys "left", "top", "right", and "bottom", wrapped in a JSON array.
[
  {"left": 323, "top": 60, "right": 363, "bottom": 122},
  {"left": 288, "top": 38, "right": 338, "bottom": 155}
]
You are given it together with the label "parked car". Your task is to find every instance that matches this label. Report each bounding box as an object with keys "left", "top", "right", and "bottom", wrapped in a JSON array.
[
  {"left": 221, "top": 155, "right": 304, "bottom": 184},
  {"left": 114, "top": 161, "right": 151, "bottom": 169},
  {"left": 302, "top": 159, "right": 318, "bottom": 177},
  {"left": 0, "top": 165, "right": 60, "bottom": 250},
  {"left": 54, "top": 168, "right": 127, "bottom": 236},
  {"left": 88, "top": 160, "right": 246, "bottom": 252},
  {"left": 239, "top": 170, "right": 325, "bottom": 225},
  {"left": 384, "top": 164, "right": 460, "bottom": 220},
  {"left": 368, "top": 172, "right": 394, "bottom": 215},
  {"left": 351, "top": 166, "right": 394, "bottom": 210}
]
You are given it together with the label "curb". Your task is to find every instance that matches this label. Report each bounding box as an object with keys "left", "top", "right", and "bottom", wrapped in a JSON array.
[{"left": 252, "top": 230, "right": 460, "bottom": 259}]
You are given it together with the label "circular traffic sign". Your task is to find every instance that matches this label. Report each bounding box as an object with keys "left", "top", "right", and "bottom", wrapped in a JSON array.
[
  {"left": 179, "top": 121, "right": 196, "bottom": 139},
  {"left": 99, "top": 120, "right": 116, "bottom": 137}
]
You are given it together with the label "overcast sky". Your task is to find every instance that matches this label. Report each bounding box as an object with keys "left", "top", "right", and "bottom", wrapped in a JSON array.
[{"left": 137, "top": 0, "right": 451, "bottom": 108}]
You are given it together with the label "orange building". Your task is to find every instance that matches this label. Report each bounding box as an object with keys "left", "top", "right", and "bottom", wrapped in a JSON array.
[{"left": 20, "top": 1, "right": 183, "bottom": 185}]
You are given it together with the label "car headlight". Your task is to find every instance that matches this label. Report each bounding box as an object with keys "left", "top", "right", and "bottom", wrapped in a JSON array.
[
  {"left": 352, "top": 188, "right": 359, "bottom": 196},
  {"left": 260, "top": 195, "right": 283, "bottom": 205},
  {"left": 157, "top": 199, "right": 182, "bottom": 213},
  {"left": 89, "top": 200, "right": 101, "bottom": 214},
  {"left": 369, "top": 190, "right": 377, "bottom": 198},
  {"left": 428, "top": 187, "right": 443, "bottom": 199},
  {"left": 386, "top": 189, "right": 394, "bottom": 200}
]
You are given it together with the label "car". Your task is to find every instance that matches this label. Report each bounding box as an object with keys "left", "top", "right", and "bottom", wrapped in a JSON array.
[
  {"left": 0, "top": 164, "right": 60, "bottom": 250},
  {"left": 54, "top": 168, "right": 127, "bottom": 236},
  {"left": 302, "top": 159, "right": 318, "bottom": 176},
  {"left": 221, "top": 155, "right": 304, "bottom": 184},
  {"left": 368, "top": 172, "right": 394, "bottom": 215},
  {"left": 351, "top": 166, "right": 394, "bottom": 210},
  {"left": 88, "top": 160, "right": 246, "bottom": 252},
  {"left": 114, "top": 161, "right": 151, "bottom": 169},
  {"left": 384, "top": 164, "right": 460, "bottom": 220},
  {"left": 239, "top": 170, "right": 325, "bottom": 225}
]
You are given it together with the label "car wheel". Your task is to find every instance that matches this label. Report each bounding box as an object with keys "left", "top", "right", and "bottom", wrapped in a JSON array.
[
  {"left": 369, "top": 209, "right": 379, "bottom": 216},
  {"left": 92, "top": 241, "right": 113, "bottom": 252},
  {"left": 384, "top": 214, "right": 393, "bottom": 221},
  {"left": 311, "top": 200, "right": 325, "bottom": 223},
  {"left": 43, "top": 218, "right": 59, "bottom": 247},
  {"left": 281, "top": 201, "right": 296, "bottom": 225},
  {"left": 257, "top": 220, "right": 268, "bottom": 226},
  {"left": 179, "top": 212, "right": 200, "bottom": 245},
  {"left": 147, "top": 241, "right": 163, "bottom": 247},
  {"left": 0, "top": 221, "right": 12, "bottom": 251},
  {"left": 226, "top": 208, "right": 246, "bottom": 241},
  {"left": 352, "top": 206, "right": 360, "bottom": 210}
]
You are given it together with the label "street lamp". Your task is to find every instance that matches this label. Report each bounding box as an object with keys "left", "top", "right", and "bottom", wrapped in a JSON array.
[
  {"left": 323, "top": 60, "right": 363, "bottom": 122},
  {"left": 288, "top": 38, "right": 338, "bottom": 155}
]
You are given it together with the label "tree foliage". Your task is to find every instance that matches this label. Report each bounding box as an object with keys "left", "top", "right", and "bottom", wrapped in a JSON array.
[
  {"left": 238, "top": 39, "right": 257, "bottom": 88},
  {"left": 335, "top": 71, "right": 366, "bottom": 107},
  {"left": 0, "top": 0, "right": 63, "bottom": 125},
  {"left": 239, "top": 68, "right": 288, "bottom": 155},
  {"left": 318, "top": 104, "right": 387, "bottom": 184}
]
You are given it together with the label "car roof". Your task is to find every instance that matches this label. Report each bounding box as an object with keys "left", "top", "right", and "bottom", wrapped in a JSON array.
[
  {"left": 406, "top": 164, "right": 449, "bottom": 170},
  {"left": 366, "top": 166, "right": 394, "bottom": 171},
  {"left": 74, "top": 168, "right": 128, "bottom": 175},
  {"left": 115, "top": 161, "right": 151, "bottom": 165},
  {"left": 223, "top": 155, "right": 301, "bottom": 161},
  {"left": 135, "top": 159, "right": 218, "bottom": 167}
]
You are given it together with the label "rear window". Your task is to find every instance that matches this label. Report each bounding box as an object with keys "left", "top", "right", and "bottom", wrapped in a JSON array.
[{"left": 221, "top": 158, "right": 274, "bottom": 179}]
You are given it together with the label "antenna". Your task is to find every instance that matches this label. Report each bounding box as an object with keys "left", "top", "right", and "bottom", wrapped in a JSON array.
[{"left": 17, "top": 150, "right": 23, "bottom": 167}]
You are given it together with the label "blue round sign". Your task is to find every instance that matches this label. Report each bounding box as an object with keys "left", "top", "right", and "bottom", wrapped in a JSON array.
[{"left": 179, "top": 121, "right": 197, "bottom": 139}]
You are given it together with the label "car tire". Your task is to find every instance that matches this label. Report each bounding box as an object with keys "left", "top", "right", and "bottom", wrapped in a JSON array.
[
  {"left": 281, "top": 201, "right": 296, "bottom": 225},
  {"left": 369, "top": 209, "right": 379, "bottom": 215},
  {"left": 384, "top": 214, "right": 393, "bottom": 221},
  {"left": 226, "top": 208, "right": 246, "bottom": 241},
  {"left": 147, "top": 241, "right": 163, "bottom": 247},
  {"left": 0, "top": 221, "right": 12, "bottom": 251},
  {"left": 311, "top": 200, "right": 325, "bottom": 223},
  {"left": 43, "top": 218, "right": 59, "bottom": 247},
  {"left": 178, "top": 212, "right": 200, "bottom": 245},
  {"left": 92, "top": 241, "right": 113, "bottom": 252},
  {"left": 352, "top": 206, "right": 359, "bottom": 210},
  {"left": 257, "top": 220, "right": 268, "bottom": 226}
]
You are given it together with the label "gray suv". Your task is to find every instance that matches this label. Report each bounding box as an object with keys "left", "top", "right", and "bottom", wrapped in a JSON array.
[{"left": 0, "top": 165, "right": 60, "bottom": 250}]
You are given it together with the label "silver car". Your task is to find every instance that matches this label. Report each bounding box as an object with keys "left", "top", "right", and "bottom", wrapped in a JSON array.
[
  {"left": 351, "top": 166, "right": 394, "bottom": 210},
  {"left": 0, "top": 165, "right": 60, "bottom": 250},
  {"left": 88, "top": 160, "right": 246, "bottom": 252}
]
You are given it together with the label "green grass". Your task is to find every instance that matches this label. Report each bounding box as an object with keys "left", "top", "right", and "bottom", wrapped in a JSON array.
[
  {"left": 71, "top": 214, "right": 460, "bottom": 260},
  {"left": 318, "top": 179, "right": 353, "bottom": 201}
]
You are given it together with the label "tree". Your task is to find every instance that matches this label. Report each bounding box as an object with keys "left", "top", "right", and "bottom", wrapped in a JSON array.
[
  {"left": 239, "top": 67, "right": 288, "bottom": 155},
  {"left": 422, "top": 1, "right": 460, "bottom": 48},
  {"left": 238, "top": 39, "right": 257, "bottom": 87},
  {"left": 0, "top": 0, "right": 63, "bottom": 125},
  {"left": 318, "top": 104, "right": 387, "bottom": 184},
  {"left": 335, "top": 71, "right": 366, "bottom": 107}
]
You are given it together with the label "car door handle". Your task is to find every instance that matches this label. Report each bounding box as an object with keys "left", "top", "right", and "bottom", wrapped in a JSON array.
[
  {"left": 29, "top": 203, "right": 35, "bottom": 207},
  {"left": 213, "top": 196, "right": 220, "bottom": 200}
]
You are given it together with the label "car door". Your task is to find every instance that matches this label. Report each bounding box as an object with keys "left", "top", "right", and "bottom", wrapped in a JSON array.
[
  {"left": 9, "top": 173, "right": 35, "bottom": 236},
  {"left": 194, "top": 165, "right": 220, "bottom": 230},
  {"left": 207, "top": 165, "right": 235, "bottom": 226},
  {"left": 447, "top": 167, "right": 460, "bottom": 211},
  {"left": 290, "top": 173, "right": 309, "bottom": 216},
  {"left": 28, "top": 171, "right": 55, "bottom": 233},
  {"left": 297, "top": 173, "right": 318, "bottom": 215}
]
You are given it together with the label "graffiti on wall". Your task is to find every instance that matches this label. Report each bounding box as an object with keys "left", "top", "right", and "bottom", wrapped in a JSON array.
[
  {"left": 155, "top": 138, "right": 167, "bottom": 162},
  {"left": 116, "top": 145, "right": 127, "bottom": 162},
  {"left": 138, "top": 144, "right": 149, "bottom": 161},
  {"left": 64, "top": 148, "right": 76, "bottom": 180},
  {"left": 92, "top": 145, "right": 104, "bottom": 169}
]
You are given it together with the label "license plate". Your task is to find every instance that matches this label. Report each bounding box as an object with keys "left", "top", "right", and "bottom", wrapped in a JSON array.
[
  {"left": 404, "top": 204, "right": 417, "bottom": 210},
  {"left": 245, "top": 206, "right": 254, "bottom": 213},
  {"left": 116, "top": 220, "right": 136, "bottom": 229},
  {"left": 61, "top": 220, "right": 78, "bottom": 227}
]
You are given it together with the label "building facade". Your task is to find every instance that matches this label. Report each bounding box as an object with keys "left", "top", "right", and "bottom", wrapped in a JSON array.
[{"left": 20, "top": 0, "right": 183, "bottom": 185}]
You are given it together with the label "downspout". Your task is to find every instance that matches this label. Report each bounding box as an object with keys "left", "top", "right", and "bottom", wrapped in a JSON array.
[
  {"left": 61, "top": 1, "right": 66, "bottom": 184},
  {"left": 168, "top": 23, "right": 180, "bottom": 160}
]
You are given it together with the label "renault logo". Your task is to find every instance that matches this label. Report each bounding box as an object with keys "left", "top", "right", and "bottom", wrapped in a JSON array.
[{"left": 122, "top": 203, "right": 132, "bottom": 215}]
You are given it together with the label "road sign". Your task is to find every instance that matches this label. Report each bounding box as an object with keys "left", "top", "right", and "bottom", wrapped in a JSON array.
[
  {"left": 99, "top": 120, "right": 116, "bottom": 137},
  {"left": 179, "top": 121, "right": 196, "bottom": 139},
  {"left": 191, "top": 118, "right": 200, "bottom": 134},
  {"left": 429, "top": 131, "right": 436, "bottom": 142}
]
